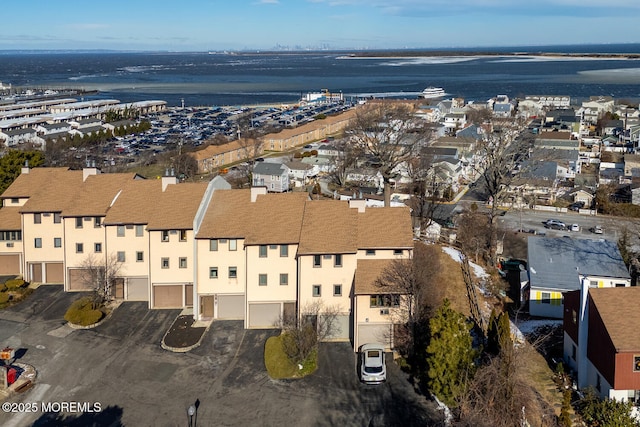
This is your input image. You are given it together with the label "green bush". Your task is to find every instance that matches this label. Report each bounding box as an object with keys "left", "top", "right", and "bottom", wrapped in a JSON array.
[
  {"left": 0, "top": 292, "right": 10, "bottom": 304},
  {"left": 0, "top": 283, "right": 7, "bottom": 292},
  {"left": 64, "top": 297, "right": 103, "bottom": 326},
  {"left": 5, "top": 279, "right": 25, "bottom": 290}
]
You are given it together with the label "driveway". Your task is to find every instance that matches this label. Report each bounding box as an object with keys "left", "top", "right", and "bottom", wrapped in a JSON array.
[{"left": 1, "top": 286, "right": 443, "bottom": 426}]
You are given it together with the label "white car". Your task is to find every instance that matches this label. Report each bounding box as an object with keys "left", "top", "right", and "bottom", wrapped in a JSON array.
[
  {"left": 569, "top": 224, "right": 580, "bottom": 232},
  {"left": 591, "top": 225, "right": 603, "bottom": 234},
  {"left": 360, "top": 343, "right": 386, "bottom": 384}
]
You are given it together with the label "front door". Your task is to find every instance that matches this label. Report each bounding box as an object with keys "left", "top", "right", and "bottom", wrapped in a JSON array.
[
  {"left": 112, "top": 278, "right": 124, "bottom": 299},
  {"left": 201, "top": 295, "right": 214, "bottom": 318}
]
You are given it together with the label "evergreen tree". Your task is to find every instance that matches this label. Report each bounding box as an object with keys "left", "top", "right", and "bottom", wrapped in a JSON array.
[
  {"left": 559, "top": 388, "right": 572, "bottom": 427},
  {"left": 0, "top": 150, "right": 44, "bottom": 195},
  {"left": 426, "top": 299, "right": 476, "bottom": 407},
  {"left": 486, "top": 309, "right": 499, "bottom": 355},
  {"left": 497, "top": 311, "right": 512, "bottom": 352}
]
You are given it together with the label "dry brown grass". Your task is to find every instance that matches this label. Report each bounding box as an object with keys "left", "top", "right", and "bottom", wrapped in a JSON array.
[{"left": 431, "top": 244, "right": 472, "bottom": 317}]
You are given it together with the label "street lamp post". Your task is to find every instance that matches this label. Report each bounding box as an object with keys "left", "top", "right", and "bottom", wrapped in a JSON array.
[{"left": 187, "top": 404, "right": 196, "bottom": 427}]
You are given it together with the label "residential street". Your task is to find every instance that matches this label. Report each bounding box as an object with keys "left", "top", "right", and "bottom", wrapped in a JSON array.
[{"left": 0, "top": 286, "right": 443, "bottom": 427}]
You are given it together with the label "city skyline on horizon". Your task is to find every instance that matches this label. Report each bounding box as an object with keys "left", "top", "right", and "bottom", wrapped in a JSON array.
[{"left": 1, "top": 1, "right": 639, "bottom": 52}]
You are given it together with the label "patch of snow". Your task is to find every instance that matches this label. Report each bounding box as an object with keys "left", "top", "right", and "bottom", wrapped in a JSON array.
[
  {"left": 441, "top": 246, "right": 489, "bottom": 279},
  {"left": 433, "top": 394, "right": 453, "bottom": 426},
  {"left": 513, "top": 319, "right": 562, "bottom": 336}
]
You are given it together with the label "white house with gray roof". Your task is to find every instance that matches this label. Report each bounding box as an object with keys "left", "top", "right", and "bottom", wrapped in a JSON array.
[{"left": 527, "top": 236, "right": 630, "bottom": 318}]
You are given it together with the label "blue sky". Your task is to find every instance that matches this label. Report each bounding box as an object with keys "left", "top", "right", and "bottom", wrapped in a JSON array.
[{"left": 2, "top": 0, "right": 639, "bottom": 51}]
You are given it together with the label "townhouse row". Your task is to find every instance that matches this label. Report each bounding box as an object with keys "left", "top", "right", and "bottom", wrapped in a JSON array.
[{"left": 0, "top": 166, "right": 414, "bottom": 351}]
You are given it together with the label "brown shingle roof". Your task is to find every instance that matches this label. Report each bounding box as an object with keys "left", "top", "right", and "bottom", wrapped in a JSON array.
[
  {"left": 298, "top": 200, "right": 358, "bottom": 255},
  {"left": 0, "top": 206, "right": 22, "bottom": 230},
  {"left": 63, "top": 173, "right": 140, "bottom": 217},
  {"left": 147, "top": 182, "right": 208, "bottom": 230},
  {"left": 354, "top": 259, "right": 397, "bottom": 295},
  {"left": 245, "top": 192, "right": 308, "bottom": 244},
  {"left": 357, "top": 207, "right": 414, "bottom": 249},
  {"left": 196, "top": 189, "right": 252, "bottom": 239},
  {"left": 590, "top": 287, "right": 640, "bottom": 352},
  {"left": 17, "top": 169, "right": 83, "bottom": 213},
  {"left": 103, "top": 180, "right": 163, "bottom": 225}
]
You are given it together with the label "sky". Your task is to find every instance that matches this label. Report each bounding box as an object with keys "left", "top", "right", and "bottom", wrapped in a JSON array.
[{"left": 1, "top": 0, "right": 639, "bottom": 51}]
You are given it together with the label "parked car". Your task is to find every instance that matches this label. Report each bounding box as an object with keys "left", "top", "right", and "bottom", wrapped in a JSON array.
[
  {"left": 360, "top": 343, "right": 386, "bottom": 384},
  {"left": 544, "top": 219, "right": 566, "bottom": 230},
  {"left": 569, "top": 224, "right": 580, "bottom": 232},
  {"left": 590, "top": 225, "right": 603, "bottom": 234},
  {"left": 570, "top": 201, "right": 585, "bottom": 212}
]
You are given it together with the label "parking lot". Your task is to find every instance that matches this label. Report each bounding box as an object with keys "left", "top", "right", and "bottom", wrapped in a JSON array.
[{"left": 1, "top": 286, "right": 443, "bottom": 426}]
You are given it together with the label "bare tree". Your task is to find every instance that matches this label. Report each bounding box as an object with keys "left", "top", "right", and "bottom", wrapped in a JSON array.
[
  {"left": 456, "top": 210, "right": 491, "bottom": 264},
  {"left": 375, "top": 243, "right": 442, "bottom": 369},
  {"left": 404, "top": 152, "right": 439, "bottom": 233},
  {"left": 237, "top": 137, "right": 265, "bottom": 186},
  {"left": 326, "top": 137, "right": 358, "bottom": 187},
  {"left": 78, "top": 253, "right": 124, "bottom": 305},
  {"left": 347, "top": 102, "right": 426, "bottom": 206},
  {"left": 278, "top": 301, "right": 341, "bottom": 363}
]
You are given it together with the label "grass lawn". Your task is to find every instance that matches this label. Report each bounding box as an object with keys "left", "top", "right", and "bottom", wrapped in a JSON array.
[{"left": 265, "top": 334, "right": 317, "bottom": 379}]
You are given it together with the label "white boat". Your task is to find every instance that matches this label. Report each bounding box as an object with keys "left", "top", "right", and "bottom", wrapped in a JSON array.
[{"left": 420, "top": 87, "right": 446, "bottom": 99}]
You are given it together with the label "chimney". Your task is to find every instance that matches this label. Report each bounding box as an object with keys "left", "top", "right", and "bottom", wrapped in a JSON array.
[
  {"left": 251, "top": 186, "right": 267, "bottom": 202},
  {"left": 349, "top": 198, "right": 366, "bottom": 213},
  {"left": 21, "top": 160, "right": 29, "bottom": 175},
  {"left": 162, "top": 169, "right": 178, "bottom": 191},
  {"left": 83, "top": 162, "right": 100, "bottom": 181}
]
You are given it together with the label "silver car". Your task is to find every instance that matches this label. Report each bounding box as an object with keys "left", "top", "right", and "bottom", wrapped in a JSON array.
[{"left": 360, "top": 343, "right": 386, "bottom": 384}]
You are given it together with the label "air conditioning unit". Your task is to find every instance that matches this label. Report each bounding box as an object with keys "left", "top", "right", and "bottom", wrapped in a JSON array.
[
  {"left": 380, "top": 309, "right": 389, "bottom": 315},
  {"left": 6, "top": 243, "right": 14, "bottom": 248}
]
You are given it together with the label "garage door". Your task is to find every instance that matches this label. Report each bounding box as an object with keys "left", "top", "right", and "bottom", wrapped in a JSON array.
[
  {"left": 0, "top": 254, "right": 20, "bottom": 275},
  {"left": 68, "top": 268, "right": 92, "bottom": 291},
  {"left": 127, "top": 277, "right": 148, "bottom": 301},
  {"left": 45, "top": 262, "right": 63, "bottom": 283},
  {"left": 153, "top": 285, "right": 183, "bottom": 308},
  {"left": 218, "top": 294, "right": 244, "bottom": 319},
  {"left": 248, "top": 303, "right": 280, "bottom": 328},
  {"left": 357, "top": 323, "right": 392, "bottom": 351},
  {"left": 322, "top": 314, "right": 351, "bottom": 341}
]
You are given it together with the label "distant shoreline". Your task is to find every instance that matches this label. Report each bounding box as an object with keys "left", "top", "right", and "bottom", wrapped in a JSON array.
[{"left": 337, "top": 51, "right": 640, "bottom": 60}]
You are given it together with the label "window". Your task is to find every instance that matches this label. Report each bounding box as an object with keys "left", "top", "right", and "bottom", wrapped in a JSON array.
[
  {"left": 94, "top": 217, "right": 101, "bottom": 228},
  {"left": 366, "top": 249, "right": 376, "bottom": 256},
  {"left": 54, "top": 237, "right": 62, "bottom": 248},
  {"left": 333, "top": 284, "right": 342, "bottom": 296},
  {"left": 370, "top": 295, "right": 400, "bottom": 308},
  {"left": 615, "top": 283, "right": 626, "bottom": 287},
  {"left": 259, "top": 274, "right": 268, "bottom": 286},
  {"left": 54, "top": 213, "right": 61, "bottom": 224},
  {"left": 94, "top": 243, "right": 102, "bottom": 253},
  {"left": 634, "top": 356, "right": 640, "bottom": 372},
  {"left": 229, "top": 239, "right": 237, "bottom": 251},
  {"left": 117, "top": 225, "right": 125, "bottom": 237},
  {"left": 136, "top": 251, "right": 143, "bottom": 262},
  {"left": 393, "top": 249, "right": 403, "bottom": 256},
  {"left": 10, "top": 198, "right": 18, "bottom": 204},
  {"left": 313, "top": 255, "right": 321, "bottom": 267},
  {"left": 334, "top": 254, "right": 342, "bottom": 267},
  {"left": 161, "top": 231, "right": 169, "bottom": 242},
  {"left": 280, "top": 273, "right": 288, "bottom": 286},
  {"left": 135, "top": 224, "right": 144, "bottom": 236},
  {"left": 589, "top": 280, "right": 598, "bottom": 288},
  {"left": 34, "top": 213, "right": 41, "bottom": 224},
  {"left": 34, "top": 238, "right": 42, "bottom": 248},
  {"left": 229, "top": 266, "right": 237, "bottom": 278},
  {"left": 161, "top": 258, "right": 169, "bottom": 269},
  {"left": 117, "top": 251, "right": 126, "bottom": 262},
  {"left": 259, "top": 245, "right": 268, "bottom": 258},
  {"left": 280, "top": 245, "right": 288, "bottom": 257},
  {"left": 209, "top": 267, "right": 218, "bottom": 279},
  {"left": 179, "top": 257, "right": 187, "bottom": 268},
  {"left": 75, "top": 217, "right": 83, "bottom": 228},
  {"left": 180, "top": 230, "right": 187, "bottom": 242},
  {"left": 209, "top": 239, "right": 218, "bottom": 251},
  {"left": 312, "top": 285, "right": 321, "bottom": 297},
  {"left": 269, "top": 244, "right": 277, "bottom": 250},
  {"left": 76, "top": 243, "right": 83, "bottom": 253},
  {"left": 541, "top": 292, "right": 551, "bottom": 304}
]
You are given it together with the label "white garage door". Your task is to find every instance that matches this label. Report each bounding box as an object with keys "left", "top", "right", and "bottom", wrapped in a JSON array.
[
  {"left": 153, "top": 285, "right": 182, "bottom": 308},
  {"left": 0, "top": 254, "right": 20, "bottom": 275},
  {"left": 322, "top": 314, "right": 351, "bottom": 341},
  {"left": 248, "top": 303, "right": 280, "bottom": 328},
  {"left": 127, "top": 277, "right": 148, "bottom": 301},
  {"left": 218, "top": 294, "right": 245, "bottom": 319},
  {"left": 357, "top": 323, "right": 392, "bottom": 351}
]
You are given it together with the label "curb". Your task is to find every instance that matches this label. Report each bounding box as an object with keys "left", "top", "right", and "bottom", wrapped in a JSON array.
[
  {"left": 161, "top": 316, "right": 212, "bottom": 353},
  {"left": 66, "top": 300, "right": 123, "bottom": 330}
]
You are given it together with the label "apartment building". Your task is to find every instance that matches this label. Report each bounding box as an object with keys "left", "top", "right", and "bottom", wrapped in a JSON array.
[{"left": 0, "top": 167, "right": 414, "bottom": 351}]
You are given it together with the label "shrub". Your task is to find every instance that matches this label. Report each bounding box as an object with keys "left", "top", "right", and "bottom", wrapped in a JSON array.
[
  {"left": 0, "top": 283, "right": 7, "bottom": 292},
  {"left": 5, "top": 279, "right": 25, "bottom": 290},
  {"left": 0, "top": 292, "right": 10, "bottom": 304},
  {"left": 64, "top": 296, "right": 104, "bottom": 326}
]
